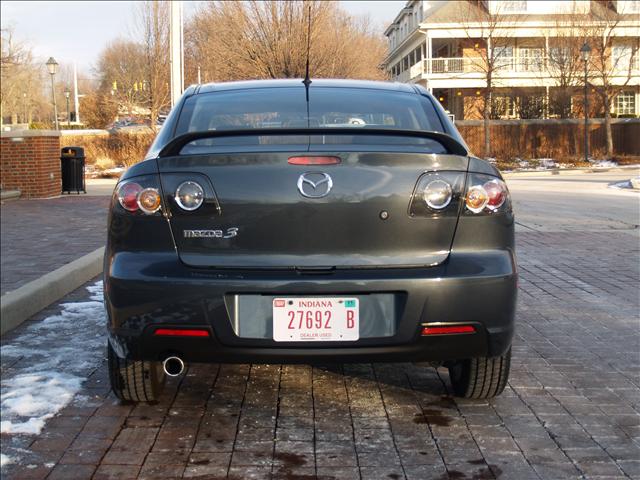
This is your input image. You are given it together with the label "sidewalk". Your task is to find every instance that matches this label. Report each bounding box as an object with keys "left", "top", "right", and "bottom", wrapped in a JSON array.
[
  {"left": 0, "top": 195, "right": 110, "bottom": 296},
  {"left": 0, "top": 179, "right": 116, "bottom": 334}
]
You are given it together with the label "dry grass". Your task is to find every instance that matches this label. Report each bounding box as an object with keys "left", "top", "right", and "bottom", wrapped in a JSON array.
[{"left": 60, "top": 131, "right": 155, "bottom": 168}]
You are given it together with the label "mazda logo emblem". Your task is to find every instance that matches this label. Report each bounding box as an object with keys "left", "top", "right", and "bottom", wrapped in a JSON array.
[{"left": 297, "top": 173, "right": 333, "bottom": 198}]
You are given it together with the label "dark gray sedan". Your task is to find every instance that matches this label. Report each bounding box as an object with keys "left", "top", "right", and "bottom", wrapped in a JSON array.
[{"left": 105, "top": 79, "right": 516, "bottom": 403}]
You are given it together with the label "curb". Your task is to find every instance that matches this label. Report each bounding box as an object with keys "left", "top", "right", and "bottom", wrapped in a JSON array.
[
  {"left": 0, "top": 190, "right": 21, "bottom": 200},
  {"left": 0, "top": 247, "right": 104, "bottom": 336}
]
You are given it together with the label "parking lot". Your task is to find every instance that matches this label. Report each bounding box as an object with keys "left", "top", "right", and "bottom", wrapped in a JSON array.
[{"left": 1, "top": 170, "right": 639, "bottom": 480}]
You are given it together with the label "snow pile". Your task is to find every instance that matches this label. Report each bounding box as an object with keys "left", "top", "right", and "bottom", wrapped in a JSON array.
[
  {"left": 609, "top": 178, "right": 640, "bottom": 190},
  {"left": 591, "top": 159, "right": 618, "bottom": 168},
  {"left": 0, "top": 454, "right": 14, "bottom": 467},
  {"left": 0, "top": 282, "right": 105, "bottom": 435}
]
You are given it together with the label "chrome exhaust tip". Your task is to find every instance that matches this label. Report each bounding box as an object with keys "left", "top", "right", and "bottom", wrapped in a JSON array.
[{"left": 162, "top": 356, "right": 185, "bottom": 377}]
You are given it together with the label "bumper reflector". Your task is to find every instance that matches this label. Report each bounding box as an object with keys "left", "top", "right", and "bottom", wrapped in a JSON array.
[
  {"left": 421, "top": 325, "right": 475, "bottom": 336},
  {"left": 154, "top": 328, "right": 210, "bottom": 337}
]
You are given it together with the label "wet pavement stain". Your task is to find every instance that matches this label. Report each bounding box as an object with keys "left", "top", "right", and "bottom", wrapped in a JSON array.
[
  {"left": 413, "top": 413, "right": 428, "bottom": 424},
  {"left": 273, "top": 452, "right": 317, "bottom": 480},
  {"left": 443, "top": 471, "right": 467, "bottom": 480},
  {"left": 421, "top": 408, "right": 453, "bottom": 427},
  {"left": 274, "top": 452, "right": 307, "bottom": 467},
  {"left": 427, "top": 395, "right": 458, "bottom": 410},
  {"left": 435, "top": 464, "right": 503, "bottom": 479}
]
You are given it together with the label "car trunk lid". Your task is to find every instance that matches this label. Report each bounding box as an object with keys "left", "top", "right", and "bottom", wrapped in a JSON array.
[{"left": 157, "top": 148, "right": 468, "bottom": 269}]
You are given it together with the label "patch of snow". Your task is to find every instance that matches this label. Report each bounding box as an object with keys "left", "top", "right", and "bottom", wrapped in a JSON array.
[
  {"left": 609, "top": 178, "right": 640, "bottom": 190},
  {"left": 0, "top": 454, "right": 14, "bottom": 467},
  {"left": 0, "top": 282, "right": 105, "bottom": 436},
  {"left": 538, "top": 158, "right": 557, "bottom": 169},
  {"left": 591, "top": 159, "right": 618, "bottom": 168},
  {"left": 609, "top": 180, "right": 632, "bottom": 189}
]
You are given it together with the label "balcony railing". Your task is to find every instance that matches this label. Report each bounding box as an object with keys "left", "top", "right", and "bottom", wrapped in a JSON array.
[
  {"left": 409, "top": 55, "right": 640, "bottom": 78},
  {"left": 427, "top": 56, "right": 546, "bottom": 75}
]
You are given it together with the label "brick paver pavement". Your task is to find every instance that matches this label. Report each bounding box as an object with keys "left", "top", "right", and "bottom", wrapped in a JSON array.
[
  {"left": 0, "top": 196, "right": 110, "bottom": 295},
  {"left": 1, "top": 230, "right": 638, "bottom": 479}
]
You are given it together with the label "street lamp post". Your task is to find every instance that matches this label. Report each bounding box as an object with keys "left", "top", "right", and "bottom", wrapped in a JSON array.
[
  {"left": 580, "top": 42, "right": 591, "bottom": 164},
  {"left": 46, "top": 57, "right": 59, "bottom": 130},
  {"left": 64, "top": 86, "right": 71, "bottom": 127},
  {"left": 22, "top": 92, "right": 27, "bottom": 125}
]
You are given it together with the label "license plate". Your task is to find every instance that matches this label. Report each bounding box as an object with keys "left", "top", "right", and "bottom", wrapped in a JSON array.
[{"left": 273, "top": 297, "right": 359, "bottom": 342}]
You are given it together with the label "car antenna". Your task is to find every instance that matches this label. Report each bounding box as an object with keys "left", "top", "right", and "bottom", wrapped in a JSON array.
[{"left": 302, "top": 4, "right": 312, "bottom": 102}]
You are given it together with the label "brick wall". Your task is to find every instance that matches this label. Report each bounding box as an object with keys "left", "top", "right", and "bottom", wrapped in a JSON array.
[{"left": 1, "top": 131, "right": 61, "bottom": 198}]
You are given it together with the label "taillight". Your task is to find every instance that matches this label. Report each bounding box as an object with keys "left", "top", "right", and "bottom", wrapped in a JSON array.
[
  {"left": 409, "top": 172, "right": 465, "bottom": 217},
  {"left": 483, "top": 179, "right": 507, "bottom": 210},
  {"left": 115, "top": 177, "right": 163, "bottom": 215},
  {"left": 288, "top": 156, "right": 341, "bottom": 165},
  {"left": 423, "top": 179, "right": 453, "bottom": 210},
  {"left": 137, "top": 188, "right": 162, "bottom": 214},
  {"left": 464, "top": 175, "right": 509, "bottom": 214},
  {"left": 175, "top": 181, "right": 204, "bottom": 211},
  {"left": 465, "top": 185, "right": 489, "bottom": 213},
  {"left": 117, "top": 182, "right": 142, "bottom": 212}
]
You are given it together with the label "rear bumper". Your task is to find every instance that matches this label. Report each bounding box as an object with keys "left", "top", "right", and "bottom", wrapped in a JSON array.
[{"left": 105, "top": 249, "right": 517, "bottom": 364}]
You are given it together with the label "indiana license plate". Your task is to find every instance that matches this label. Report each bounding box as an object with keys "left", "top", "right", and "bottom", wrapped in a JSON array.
[{"left": 272, "top": 297, "right": 359, "bottom": 342}]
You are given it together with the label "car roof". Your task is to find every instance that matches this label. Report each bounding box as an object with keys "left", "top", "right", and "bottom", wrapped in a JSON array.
[{"left": 196, "top": 79, "right": 418, "bottom": 95}]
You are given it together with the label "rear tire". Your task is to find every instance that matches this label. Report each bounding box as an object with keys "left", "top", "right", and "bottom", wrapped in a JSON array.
[
  {"left": 107, "top": 341, "right": 165, "bottom": 403},
  {"left": 448, "top": 348, "right": 511, "bottom": 399}
]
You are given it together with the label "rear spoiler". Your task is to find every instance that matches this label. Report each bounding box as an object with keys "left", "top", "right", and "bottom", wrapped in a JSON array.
[{"left": 157, "top": 128, "right": 468, "bottom": 158}]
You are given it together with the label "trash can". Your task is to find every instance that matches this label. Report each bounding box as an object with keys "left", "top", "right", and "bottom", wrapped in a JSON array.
[{"left": 61, "top": 146, "right": 86, "bottom": 194}]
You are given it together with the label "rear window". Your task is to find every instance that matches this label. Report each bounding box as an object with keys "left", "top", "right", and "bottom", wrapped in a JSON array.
[
  {"left": 172, "top": 87, "right": 448, "bottom": 155},
  {"left": 176, "top": 87, "right": 444, "bottom": 133}
]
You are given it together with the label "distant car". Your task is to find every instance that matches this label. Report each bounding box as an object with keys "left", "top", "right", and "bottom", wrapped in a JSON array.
[{"left": 105, "top": 79, "right": 516, "bottom": 402}]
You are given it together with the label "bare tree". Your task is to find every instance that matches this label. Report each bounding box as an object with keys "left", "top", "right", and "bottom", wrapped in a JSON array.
[
  {"left": 185, "top": 0, "right": 386, "bottom": 84},
  {"left": 81, "top": 90, "right": 119, "bottom": 129},
  {"left": 544, "top": 7, "right": 585, "bottom": 118},
  {"left": 459, "top": 2, "right": 521, "bottom": 157},
  {"left": 136, "top": 0, "right": 170, "bottom": 129},
  {"left": 1, "top": 28, "right": 47, "bottom": 126},
  {"left": 96, "top": 39, "right": 146, "bottom": 116},
  {"left": 580, "top": 3, "right": 639, "bottom": 157}
]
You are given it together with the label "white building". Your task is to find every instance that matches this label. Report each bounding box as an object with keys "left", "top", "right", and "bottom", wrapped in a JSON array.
[{"left": 383, "top": 0, "right": 640, "bottom": 120}]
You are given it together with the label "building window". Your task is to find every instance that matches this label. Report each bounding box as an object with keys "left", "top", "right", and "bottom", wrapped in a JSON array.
[
  {"left": 494, "top": 46, "right": 514, "bottom": 70},
  {"left": 621, "top": 0, "right": 640, "bottom": 13},
  {"left": 549, "top": 47, "right": 571, "bottom": 65},
  {"left": 614, "top": 91, "right": 636, "bottom": 115},
  {"left": 612, "top": 45, "right": 635, "bottom": 71},
  {"left": 492, "top": 96, "right": 517, "bottom": 118},
  {"left": 501, "top": 1, "right": 527, "bottom": 12},
  {"left": 519, "top": 48, "right": 544, "bottom": 71}
]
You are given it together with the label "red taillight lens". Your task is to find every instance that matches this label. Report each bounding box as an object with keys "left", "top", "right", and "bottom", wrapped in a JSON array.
[
  {"left": 117, "top": 182, "right": 142, "bottom": 211},
  {"left": 421, "top": 325, "right": 476, "bottom": 335},
  {"left": 483, "top": 179, "right": 507, "bottom": 210},
  {"left": 154, "top": 328, "right": 210, "bottom": 337},
  {"left": 464, "top": 175, "right": 509, "bottom": 214},
  {"left": 288, "top": 156, "right": 341, "bottom": 165}
]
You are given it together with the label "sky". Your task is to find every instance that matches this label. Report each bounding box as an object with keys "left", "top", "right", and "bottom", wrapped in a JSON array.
[{"left": 1, "top": 1, "right": 404, "bottom": 77}]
